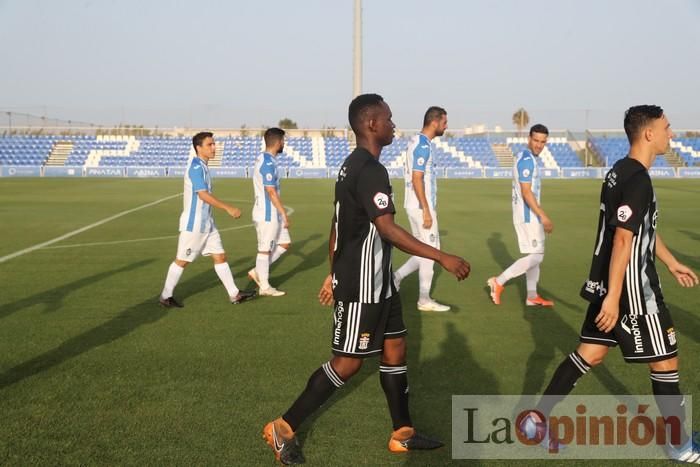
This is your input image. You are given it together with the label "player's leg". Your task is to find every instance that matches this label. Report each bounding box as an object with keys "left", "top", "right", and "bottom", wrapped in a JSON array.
[
  {"left": 270, "top": 227, "right": 290, "bottom": 265},
  {"left": 251, "top": 221, "right": 285, "bottom": 296},
  {"left": 525, "top": 303, "right": 613, "bottom": 426},
  {"left": 264, "top": 300, "right": 372, "bottom": 463},
  {"left": 160, "top": 231, "right": 202, "bottom": 307},
  {"left": 632, "top": 308, "right": 695, "bottom": 461},
  {"left": 393, "top": 208, "right": 422, "bottom": 288},
  {"left": 205, "top": 230, "right": 255, "bottom": 304},
  {"left": 416, "top": 210, "right": 450, "bottom": 312},
  {"left": 378, "top": 295, "right": 443, "bottom": 451}
]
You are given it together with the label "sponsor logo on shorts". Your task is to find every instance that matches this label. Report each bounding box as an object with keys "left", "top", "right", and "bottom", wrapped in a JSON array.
[
  {"left": 358, "top": 332, "right": 370, "bottom": 350},
  {"left": 373, "top": 192, "right": 389, "bottom": 209},
  {"left": 617, "top": 205, "right": 633, "bottom": 222},
  {"left": 333, "top": 301, "right": 344, "bottom": 346},
  {"left": 620, "top": 315, "right": 644, "bottom": 354},
  {"left": 584, "top": 279, "right": 607, "bottom": 296},
  {"left": 667, "top": 327, "right": 676, "bottom": 346}
]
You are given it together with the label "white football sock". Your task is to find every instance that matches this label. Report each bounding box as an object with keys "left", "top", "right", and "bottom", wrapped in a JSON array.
[
  {"left": 270, "top": 245, "right": 287, "bottom": 264},
  {"left": 417, "top": 257, "right": 435, "bottom": 301},
  {"left": 395, "top": 256, "right": 420, "bottom": 284},
  {"left": 497, "top": 253, "right": 543, "bottom": 286},
  {"left": 256, "top": 253, "right": 271, "bottom": 290},
  {"left": 161, "top": 262, "right": 184, "bottom": 299},
  {"left": 214, "top": 262, "right": 239, "bottom": 298}
]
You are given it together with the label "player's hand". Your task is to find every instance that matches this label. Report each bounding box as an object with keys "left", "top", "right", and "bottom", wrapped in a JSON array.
[
  {"left": 595, "top": 296, "right": 619, "bottom": 333},
  {"left": 668, "top": 262, "right": 699, "bottom": 288},
  {"left": 438, "top": 253, "right": 470, "bottom": 281},
  {"left": 282, "top": 214, "right": 290, "bottom": 229},
  {"left": 422, "top": 210, "right": 433, "bottom": 229},
  {"left": 318, "top": 274, "right": 334, "bottom": 306},
  {"left": 226, "top": 206, "right": 242, "bottom": 219},
  {"left": 541, "top": 214, "right": 553, "bottom": 234}
]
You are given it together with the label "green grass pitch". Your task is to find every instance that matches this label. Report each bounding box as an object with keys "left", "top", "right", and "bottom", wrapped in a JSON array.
[{"left": 0, "top": 177, "right": 698, "bottom": 466}]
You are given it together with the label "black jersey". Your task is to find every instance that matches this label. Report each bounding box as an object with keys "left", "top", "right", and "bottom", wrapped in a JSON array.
[
  {"left": 580, "top": 157, "right": 663, "bottom": 315},
  {"left": 331, "top": 147, "right": 396, "bottom": 303}
]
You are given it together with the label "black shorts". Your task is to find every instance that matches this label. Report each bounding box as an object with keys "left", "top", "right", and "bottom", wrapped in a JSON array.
[
  {"left": 331, "top": 294, "right": 407, "bottom": 358},
  {"left": 579, "top": 301, "right": 678, "bottom": 363}
]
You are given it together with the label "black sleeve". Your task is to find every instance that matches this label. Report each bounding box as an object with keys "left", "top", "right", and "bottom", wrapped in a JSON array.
[
  {"left": 356, "top": 162, "right": 396, "bottom": 220},
  {"left": 611, "top": 171, "right": 652, "bottom": 233}
]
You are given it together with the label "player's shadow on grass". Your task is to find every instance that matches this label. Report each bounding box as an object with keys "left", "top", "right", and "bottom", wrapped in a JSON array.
[
  {"left": 268, "top": 233, "right": 324, "bottom": 288},
  {"left": 0, "top": 258, "right": 157, "bottom": 321},
  {"left": 0, "top": 256, "right": 251, "bottom": 391},
  {"left": 486, "top": 232, "right": 630, "bottom": 397},
  {"left": 399, "top": 321, "right": 501, "bottom": 466}
]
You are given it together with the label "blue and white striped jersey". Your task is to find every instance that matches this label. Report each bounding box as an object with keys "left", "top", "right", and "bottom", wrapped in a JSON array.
[
  {"left": 253, "top": 152, "right": 281, "bottom": 222},
  {"left": 403, "top": 133, "right": 437, "bottom": 210},
  {"left": 511, "top": 149, "right": 541, "bottom": 224},
  {"left": 179, "top": 156, "right": 214, "bottom": 233}
]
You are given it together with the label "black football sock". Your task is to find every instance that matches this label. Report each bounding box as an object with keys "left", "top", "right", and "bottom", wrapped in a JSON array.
[
  {"left": 380, "top": 362, "right": 412, "bottom": 431},
  {"left": 650, "top": 370, "right": 688, "bottom": 447},
  {"left": 282, "top": 362, "right": 344, "bottom": 432},
  {"left": 537, "top": 351, "right": 591, "bottom": 416}
]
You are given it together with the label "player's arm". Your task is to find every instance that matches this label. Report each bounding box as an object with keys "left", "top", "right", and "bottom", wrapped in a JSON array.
[
  {"left": 264, "top": 185, "right": 289, "bottom": 228},
  {"left": 411, "top": 170, "right": 432, "bottom": 228},
  {"left": 373, "top": 213, "right": 469, "bottom": 280},
  {"left": 595, "top": 227, "right": 633, "bottom": 332},
  {"left": 655, "top": 234, "right": 699, "bottom": 288},
  {"left": 319, "top": 217, "right": 337, "bottom": 306},
  {"left": 197, "top": 190, "right": 241, "bottom": 219},
  {"left": 520, "top": 182, "right": 552, "bottom": 233}
]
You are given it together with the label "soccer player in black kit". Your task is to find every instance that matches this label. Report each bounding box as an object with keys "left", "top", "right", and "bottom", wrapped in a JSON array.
[
  {"left": 262, "top": 94, "right": 470, "bottom": 464},
  {"left": 520, "top": 106, "right": 699, "bottom": 463}
]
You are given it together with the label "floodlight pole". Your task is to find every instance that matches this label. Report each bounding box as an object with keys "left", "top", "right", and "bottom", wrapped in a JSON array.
[{"left": 353, "top": 0, "right": 362, "bottom": 98}]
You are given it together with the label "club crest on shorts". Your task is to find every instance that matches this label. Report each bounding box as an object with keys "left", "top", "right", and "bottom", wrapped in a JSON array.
[
  {"left": 358, "top": 332, "right": 371, "bottom": 350},
  {"left": 373, "top": 192, "right": 389, "bottom": 209},
  {"left": 667, "top": 327, "right": 676, "bottom": 346},
  {"left": 186, "top": 248, "right": 192, "bottom": 256}
]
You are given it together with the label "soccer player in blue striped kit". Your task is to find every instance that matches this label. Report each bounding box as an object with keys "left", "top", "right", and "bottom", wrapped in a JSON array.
[{"left": 158, "top": 132, "right": 256, "bottom": 307}]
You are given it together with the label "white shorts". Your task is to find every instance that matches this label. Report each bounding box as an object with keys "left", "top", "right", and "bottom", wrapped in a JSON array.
[
  {"left": 176, "top": 229, "right": 225, "bottom": 262},
  {"left": 255, "top": 220, "right": 291, "bottom": 252},
  {"left": 514, "top": 222, "right": 545, "bottom": 254},
  {"left": 406, "top": 207, "right": 440, "bottom": 248}
]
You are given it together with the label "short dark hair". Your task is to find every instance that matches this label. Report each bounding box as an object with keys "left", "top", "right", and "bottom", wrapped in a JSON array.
[
  {"left": 624, "top": 105, "right": 664, "bottom": 144},
  {"left": 423, "top": 106, "right": 447, "bottom": 127},
  {"left": 529, "top": 124, "right": 549, "bottom": 136},
  {"left": 348, "top": 93, "right": 385, "bottom": 135},
  {"left": 192, "top": 131, "right": 213, "bottom": 152},
  {"left": 264, "top": 127, "right": 285, "bottom": 147}
]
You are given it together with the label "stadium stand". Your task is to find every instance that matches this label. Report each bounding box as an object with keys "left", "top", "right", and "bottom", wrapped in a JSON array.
[
  {"left": 671, "top": 137, "right": 700, "bottom": 166},
  {"left": 0, "top": 134, "right": 691, "bottom": 169},
  {"left": 591, "top": 137, "right": 671, "bottom": 167}
]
